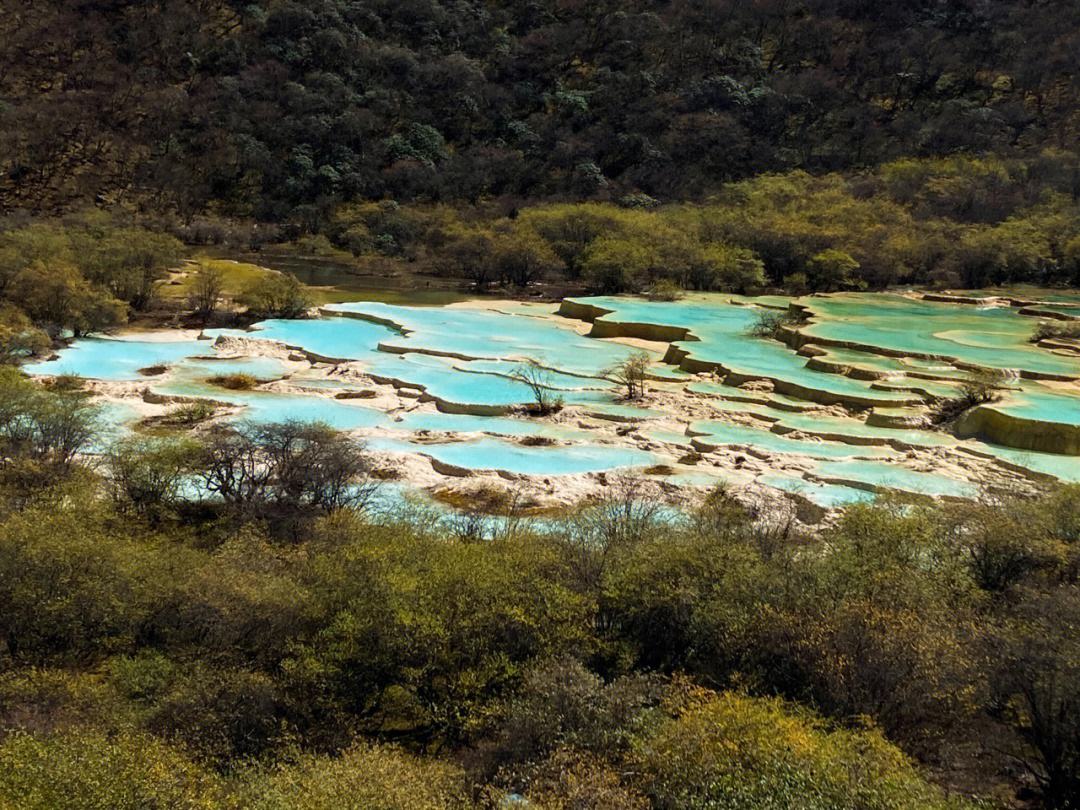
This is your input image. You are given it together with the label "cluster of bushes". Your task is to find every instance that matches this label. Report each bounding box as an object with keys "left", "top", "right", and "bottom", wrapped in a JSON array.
[
  {"left": 0, "top": 215, "right": 183, "bottom": 341},
  {"left": 0, "top": 214, "right": 320, "bottom": 349},
  {"left": 0, "top": 370, "right": 1078, "bottom": 806},
  {"left": 1033, "top": 320, "right": 1080, "bottom": 343}
]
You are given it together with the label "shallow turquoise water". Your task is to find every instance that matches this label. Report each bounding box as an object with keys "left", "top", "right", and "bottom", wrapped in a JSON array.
[
  {"left": 215, "top": 317, "right": 393, "bottom": 360},
  {"left": 328, "top": 302, "right": 641, "bottom": 376},
  {"left": 172, "top": 356, "right": 291, "bottom": 383},
  {"left": 973, "top": 443, "right": 1080, "bottom": 482},
  {"left": 33, "top": 314, "right": 620, "bottom": 413},
  {"left": 812, "top": 459, "right": 978, "bottom": 498},
  {"left": 25, "top": 336, "right": 211, "bottom": 380},
  {"left": 567, "top": 295, "right": 917, "bottom": 405},
  {"left": 801, "top": 294, "right": 1080, "bottom": 377},
  {"left": 231, "top": 392, "right": 386, "bottom": 429},
  {"left": 993, "top": 384, "right": 1080, "bottom": 426},
  {"left": 394, "top": 411, "right": 552, "bottom": 436},
  {"left": 758, "top": 473, "right": 876, "bottom": 507},
  {"left": 690, "top": 421, "right": 896, "bottom": 459},
  {"left": 364, "top": 352, "right": 614, "bottom": 410},
  {"left": 30, "top": 292, "right": 1080, "bottom": 492},
  {"left": 460, "top": 359, "right": 615, "bottom": 390},
  {"left": 151, "top": 377, "right": 387, "bottom": 430},
  {"left": 370, "top": 436, "right": 657, "bottom": 475},
  {"left": 771, "top": 410, "right": 952, "bottom": 448},
  {"left": 88, "top": 400, "right": 145, "bottom": 452},
  {"left": 393, "top": 411, "right": 598, "bottom": 442}
]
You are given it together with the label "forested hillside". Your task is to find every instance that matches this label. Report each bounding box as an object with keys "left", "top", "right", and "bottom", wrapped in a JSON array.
[{"left": 3, "top": 0, "right": 1079, "bottom": 220}]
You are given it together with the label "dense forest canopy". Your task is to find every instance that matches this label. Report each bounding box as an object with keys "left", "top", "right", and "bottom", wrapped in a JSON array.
[{"left": 3, "top": 0, "right": 1079, "bottom": 220}]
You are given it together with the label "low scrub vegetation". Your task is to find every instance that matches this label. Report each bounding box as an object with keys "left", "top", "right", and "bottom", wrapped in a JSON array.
[
  {"left": 931, "top": 368, "right": 1011, "bottom": 425},
  {"left": 748, "top": 307, "right": 805, "bottom": 339},
  {"left": 1032, "top": 320, "right": 1080, "bottom": 342},
  {"left": 163, "top": 400, "right": 217, "bottom": 426},
  {"left": 207, "top": 373, "right": 259, "bottom": 390}
]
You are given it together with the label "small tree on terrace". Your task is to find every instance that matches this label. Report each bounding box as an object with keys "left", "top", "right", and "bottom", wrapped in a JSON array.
[
  {"left": 807, "top": 249, "right": 862, "bottom": 292},
  {"left": 510, "top": 359, "right": 564, "bottom": 415},
  {"left": 187, "top": 265, "right": 224, "bottom": 322},
  {"left": 605, "top": 352, "right": 650, "bottom": 400},
  {"left": 240, "top": 272, "right": 311, "bottom": 319}
]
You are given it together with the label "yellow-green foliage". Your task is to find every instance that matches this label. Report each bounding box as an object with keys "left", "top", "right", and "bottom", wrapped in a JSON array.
[
  {"left": 0, "top": 668, "right": 133, "bottom": 734},
  {"left": 284, "top": 514, "right": 591, "bottom": 740},
  {"left": 634, "top": 691, "right": 970, "bottom": 810},
  {"left": 165, "top": 257, "right": 278, "bottom": 301},
  {"left": 363, "top": 158, "right": 1080, "bottom": 293},
  {"left": 1, "top": 443, "right": 1077, "bottom": 806},
  {"left": 0, "top": 497, "right": 177, "bottom": 662},
  {"left": 0, "top": 729, "right": 225, "bottom": 810},
  {"left": 0, "top": 729, "right": 469, "bottom": 810},
  {"left": 0, "top": 303, "right": 49, "bottom": 363},
  {"left": 0, "top": 217, "right": 182, "bottom": 317},
  {"left": 236, "top": 743, "right": 470, "bottom": 810},
  {"left": 239, "top": 270, "right": 312, "bottom": 317}
]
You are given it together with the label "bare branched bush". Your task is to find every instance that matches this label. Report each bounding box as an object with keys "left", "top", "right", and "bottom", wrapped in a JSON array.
[
  {"left": 510, "top": 359, "right": 564, "bottom": 415},
  {"left": 196, "top": 420, "right": 379, "bottom": 528},
  {"left": 605, "top": 352, "right": 650, "bottom": 400},
  {"left": 747, "top": 307, "right": 805, "bottom": 339},
  {"left": 931, "top": 367, "right": 1011, "bottom": 425},
  {"left": 187, "top": 265, "right": 224, "bottom": 321}
]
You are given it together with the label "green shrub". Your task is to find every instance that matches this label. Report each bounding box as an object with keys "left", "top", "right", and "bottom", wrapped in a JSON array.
[
  {"left": 1032, "top": 320, "right": 1080, "bottom": 342},
  {"left": 107, "top": 436, "right": 202, "bottom": 521},
  {"left": 0, "top": 729, "right": 223, "bottom": 809},
  {"left": 931, "top": 368, "right": 1010, "bottom": 424},
  {"left": 645, "top": 279, "right": 685, "bottom": 301},
  {"left": 633, "top": 690, "right": 970, "bottom": 810},
  {"left": 165, "top": 400, "right": 217, "bottom": 426},
  {"left": 236, "top": 743, "right": 470, "bottom": 810},
  {"left": 240, "top": 272, "right": 312, "bottom": 319}
]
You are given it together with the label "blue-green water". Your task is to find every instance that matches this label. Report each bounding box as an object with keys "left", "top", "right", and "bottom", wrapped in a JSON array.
[
  {"left": 327, "top": 302, "right": 642, "bottom": 376},
  {"left": 758, "top": 473, "right": 876, "bottom": 508},
  {"left": 811, "top": 459, "right": 979, "bottom": 498},
  {"left": 690, "top": 421, "right": 897, "bottom": 459},
  {"left": 370, "top": 436, "right": 657, "bottom": 476},
  {"left": 26, "top": 335, "right": 211, "bottom": 380}
]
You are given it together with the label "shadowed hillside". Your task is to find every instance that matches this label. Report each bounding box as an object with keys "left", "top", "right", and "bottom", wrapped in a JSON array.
[{"left": 3, "top": 0, "right": 1079, "bottom": 218}]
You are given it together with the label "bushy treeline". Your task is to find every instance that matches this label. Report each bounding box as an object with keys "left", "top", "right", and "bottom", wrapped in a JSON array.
[
  {"left": 0, "top": 374, "right": 1078, "bottom": 807},
  {"left": 310, "top": 155, "right": 1080, "bottom": 293},
  {"left": 3, "top": 0, "right": 1079, "bottom": 217},
  {"left": 4, "top": 153, "right": 1078, "bottom": 326},
  {"left": 0, "top": 212, "right": 322, "bottom": 353},
  {"left": 0, "top": 213, "right": 183, "bottom": 344}
]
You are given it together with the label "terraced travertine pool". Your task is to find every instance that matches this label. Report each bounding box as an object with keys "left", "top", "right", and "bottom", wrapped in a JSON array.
[{"left": 25, "top": 290, "right": 1080, "bottom": 518}]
